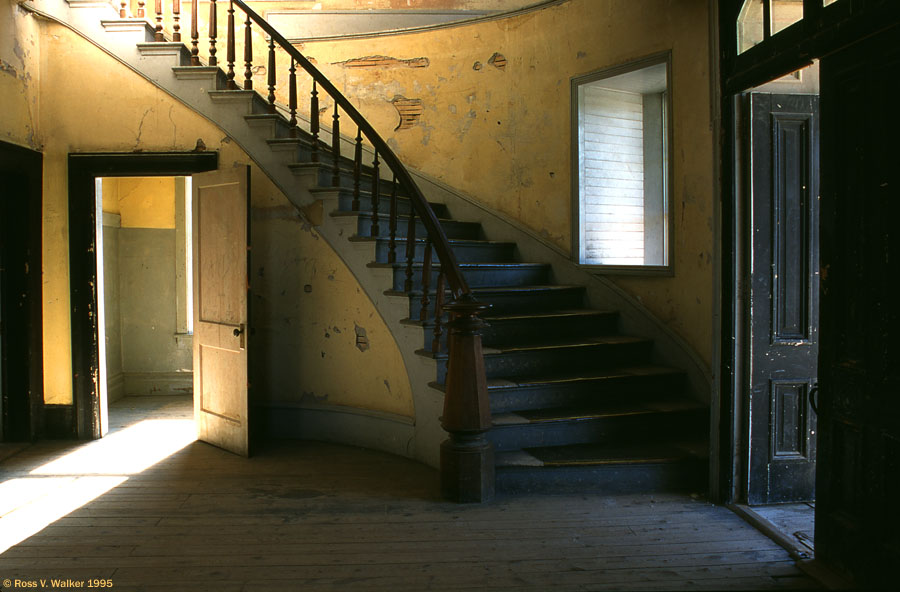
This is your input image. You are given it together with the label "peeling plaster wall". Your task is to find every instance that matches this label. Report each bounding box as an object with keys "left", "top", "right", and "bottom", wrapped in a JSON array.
[
  {"left": 0, "top": 0, "right": 40, "bottom": 149},
  {"left": 0, "top": 15, "right": 413, "bottom": 417},
  {"left": 294, "top": 0, "right": 715, "bottom": 366},
  {"left": 251, "top": 209, "right": 415, "bottom": 416}
]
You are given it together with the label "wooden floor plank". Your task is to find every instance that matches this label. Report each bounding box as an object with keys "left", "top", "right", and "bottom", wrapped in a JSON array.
[{"left": 0, "top": 396, "right": 822, "bottom": 591}]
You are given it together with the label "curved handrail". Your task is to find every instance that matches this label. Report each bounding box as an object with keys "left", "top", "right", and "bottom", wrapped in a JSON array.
[{"left": 232, "top": 0, "right": 470, "bottom": 302}]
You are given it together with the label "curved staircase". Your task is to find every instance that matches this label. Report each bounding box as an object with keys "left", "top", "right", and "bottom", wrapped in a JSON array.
[{"left": 39, "top": 0, "right": 709, "bottom": 497}]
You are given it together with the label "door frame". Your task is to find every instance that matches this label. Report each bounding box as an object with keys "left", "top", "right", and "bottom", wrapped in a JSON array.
[
  {"left": 715, "top": 0, "right": 900, "bottom": 506},
  {"left": 68, "top": 152, "right": 218, "bottom": 440},
  {"left": 0, "top": 140, "right": 43, "bottom": 442}
]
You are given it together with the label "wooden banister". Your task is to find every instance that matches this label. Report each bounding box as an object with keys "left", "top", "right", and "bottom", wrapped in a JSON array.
[{"left": 229, "top": 0, "right": 470, "bottom": 300}]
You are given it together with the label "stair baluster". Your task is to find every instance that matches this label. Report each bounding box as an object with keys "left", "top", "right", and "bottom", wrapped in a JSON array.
[
  {"left": 370, "top": 150, "right": 381, "bottom": 236},
  {"left": 172, "top": 0, "right": 181, "bottom": 42},
  {"left": 288, "top": 59, "right": 298, "bottom": 137},
  {"left": 404, "top": 213, "right": 416, "bottom": 292},
  {"left": 266, "top": 36, "right": 276, "bottom": 113},
  {"left": 243, "top": 13, "right": 252, "bottom": 89},
  {"left": 420, "top": 239, "right": 432, "bottom": 322},
  {"left": 388, "top": 176, "right": 398, "bottom": 264},
  {"left": 154, "top": 0, "right": 164, "bottom": 42},
  {"left": 190, "top": 0, "right": 200, "bottom": 66},
  {"left": 352, "top": 128, "right": 362, "bottom": 210},
  {"left": 120, "top": 1, "right": 127, "bottom": 19},
  {"left": 310, "top": 81, "right": 319, "bottom": 163},
  {"left": 432, "top": 273, "right": 446, "bottom": 354},
  {"left": 331, "top": 104, "right": 341, "bottom": 187},
  {"left": 225, "top": 1, "right": 236, "bottom": 88},
  {"left": 208, "top": 0, "right": 217, "bottom": 66},
  {"left": 138, "top": 1, "right": 145, "bottom": 18}
]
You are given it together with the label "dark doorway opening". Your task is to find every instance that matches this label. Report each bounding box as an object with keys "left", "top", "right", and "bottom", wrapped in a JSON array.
[
  {"left": 718, "top": 2, "right": 900, "bottom": 586},
  {"left": 732, "top": 63, "right": 821, "bottom": 556},
  {"left": 0, "top": 140, "right": 43, "bottom": 444}
]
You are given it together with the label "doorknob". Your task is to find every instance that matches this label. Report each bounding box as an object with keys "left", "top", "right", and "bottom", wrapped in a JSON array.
[
  {"left": 233, "top": 327, "right": 243, "bottom": 337},
  {"left": 809, "top": 383, "right": 819, "bottom": 415}
]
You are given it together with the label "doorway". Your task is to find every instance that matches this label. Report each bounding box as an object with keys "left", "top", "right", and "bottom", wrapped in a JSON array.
[
  {"left": 737, "top": 62, "right": 820, "bottom": 554},
  {"left": 94, "top": 176, "right": 194, "bottom": 436},
  {"left": 67, "top": 153, "right": 217, "bottom": 440},
  {"left": 0, "top": 141, "right": 43, "bottom": 444}
]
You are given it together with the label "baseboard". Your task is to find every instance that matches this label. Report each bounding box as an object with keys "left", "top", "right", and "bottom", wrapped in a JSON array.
[
  {"left": 43, "top": 404, "right": 77, "bottom": 439},
  {"left": 107, "top": 371, "right": 126, "bottom": 403},
  {"left": 256, "top": 402, "right": 415, "bottom": 459},
  {"left": 123, "top": 372, "right": 193, "bottom": 396}
]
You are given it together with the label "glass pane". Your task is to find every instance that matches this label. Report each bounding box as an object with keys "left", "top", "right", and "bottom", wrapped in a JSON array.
[
  {"left": 772, "top": 0, "right": 803, "bottom": 35},
  {"left": 576, "top": 61, "right": 669, "bottom": 268},
  {"left": 738, "top": 0, "right": 765, "bottom": 54},
  {"left": 824, "top": 0, "right": 839, "bottom": 6}
]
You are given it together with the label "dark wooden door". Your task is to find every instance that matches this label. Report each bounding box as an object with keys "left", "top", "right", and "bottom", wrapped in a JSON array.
[
  {"left": 747, "top": 93, "right": 820, "bottom": 505},
  {"left": 816, "top": 25, "right": 900, "bottom": 586}
]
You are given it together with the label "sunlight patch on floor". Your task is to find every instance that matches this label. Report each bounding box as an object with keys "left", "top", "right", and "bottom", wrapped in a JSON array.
[{"left": 0, "top": 418, "right": 195, "bottom": 554}]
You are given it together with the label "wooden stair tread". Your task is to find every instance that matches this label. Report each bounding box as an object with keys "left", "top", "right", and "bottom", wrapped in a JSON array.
[
  {"left": 491, "top": 334, "right": 650, "bottom": 353},
  {"left": 485, "top": 365, "right": 682, "bottom": 389},
  {"left": 492, "top": 397, "right": 705, "bottom": 426},
  {"left": 497, "top": 439, "right": 708, "bottom": 468},
  {"left": 414, "top": 308, "right": 615, "bottom": 327},
  {"left": 368, "top": 261, "right": 545, "bottom": 270},
  {"left": 349, "top": 236, "right": 512, "bottom": 246},
  {"left": 480, "top": 309, "right": 615, "bottom": 321}
]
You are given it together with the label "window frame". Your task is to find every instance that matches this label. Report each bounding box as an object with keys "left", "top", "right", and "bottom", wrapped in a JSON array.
[{"left": 570, "top": 50, "right": 675, "bottom": 276}]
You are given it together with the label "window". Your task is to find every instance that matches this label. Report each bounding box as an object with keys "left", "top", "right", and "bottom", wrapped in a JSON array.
[{"left": 572, "top": 53, "right": 671, "bottom": 270}]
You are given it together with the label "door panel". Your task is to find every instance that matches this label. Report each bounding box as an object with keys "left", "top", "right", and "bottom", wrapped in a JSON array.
[
  {"left": 193, "top": 167, "right": 251, "bottom": 457},
  {"left": 817, "top": 26, "right": 900, "bottom": 586},
  {"left": 747, "top": 93, "right": 819, "bottom": 504}
]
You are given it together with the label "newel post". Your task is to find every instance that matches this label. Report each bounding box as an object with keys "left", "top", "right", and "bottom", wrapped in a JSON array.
[{"left": 440, "top": 295, "right": 494, "bottom": 503}]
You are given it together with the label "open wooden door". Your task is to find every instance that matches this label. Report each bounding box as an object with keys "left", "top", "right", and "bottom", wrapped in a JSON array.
[
  {"left": 746, "top": 93, "right": 820, "bottom": 504},
  {"left": 192, "top": 166, "right": 251, "bottom": 457},
  {"left": 817, "top": 25, "right": 900, "bottom": 586}
]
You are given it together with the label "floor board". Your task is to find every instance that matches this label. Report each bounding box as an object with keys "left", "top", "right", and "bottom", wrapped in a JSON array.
[{"left": 0, "top": 396, "right": 822, "bottom": 591}]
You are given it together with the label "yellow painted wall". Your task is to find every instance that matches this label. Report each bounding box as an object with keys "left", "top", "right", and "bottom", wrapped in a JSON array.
[
  {"left": 1, "top": 0, "right": 40, "bottom": 149},
  {"left": 101, "top": 177, "right": 176, "bottom": 229},
  {"left": 1, "top": 11, "right": 414, "bottom": 417},
  {"left": 281, "top": 0, "right": 715, "bottom": 366}
]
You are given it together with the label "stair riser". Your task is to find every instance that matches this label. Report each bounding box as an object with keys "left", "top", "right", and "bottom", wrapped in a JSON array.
[
  {"left": 436, "top": 341, "right": 653, "bottom": 383},
  {"left": 337, "top": 194, "right": 450, "bottom": 219},
  {"left": 420, "top": 313, "right": 619, "bottom": 351},
  {"left": 245, "top": 116, "right": 294, "bottom": 140},
  {"left": 406, "top": 287, "right": 586, "bottom": 319},
  {"left": 488, "top": 372, "right": 686, "bottom": 413},
  {"left": 393, "top": 265, "right": 549, "bottom": 292},
  {"left": 375, "top": 240, "right": 515, "bottom": 265},
  {"left": 488, "top": 409, "right": 708, "bottom": 451},
  {"left": 496, "top": 460, "right": 708, "bottom": 495},
  {"left": 356, "top": 216, "right": 481, "bottom": 241}
]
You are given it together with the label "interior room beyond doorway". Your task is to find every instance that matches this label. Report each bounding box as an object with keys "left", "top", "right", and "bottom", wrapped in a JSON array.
[{"left": 95, "top": 176, "right": 193, "bottom": 437}]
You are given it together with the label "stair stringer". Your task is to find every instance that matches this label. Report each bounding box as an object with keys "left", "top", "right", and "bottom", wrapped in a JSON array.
[{"left": 33, "top": 0, "right": 451, "bottom": 467}]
